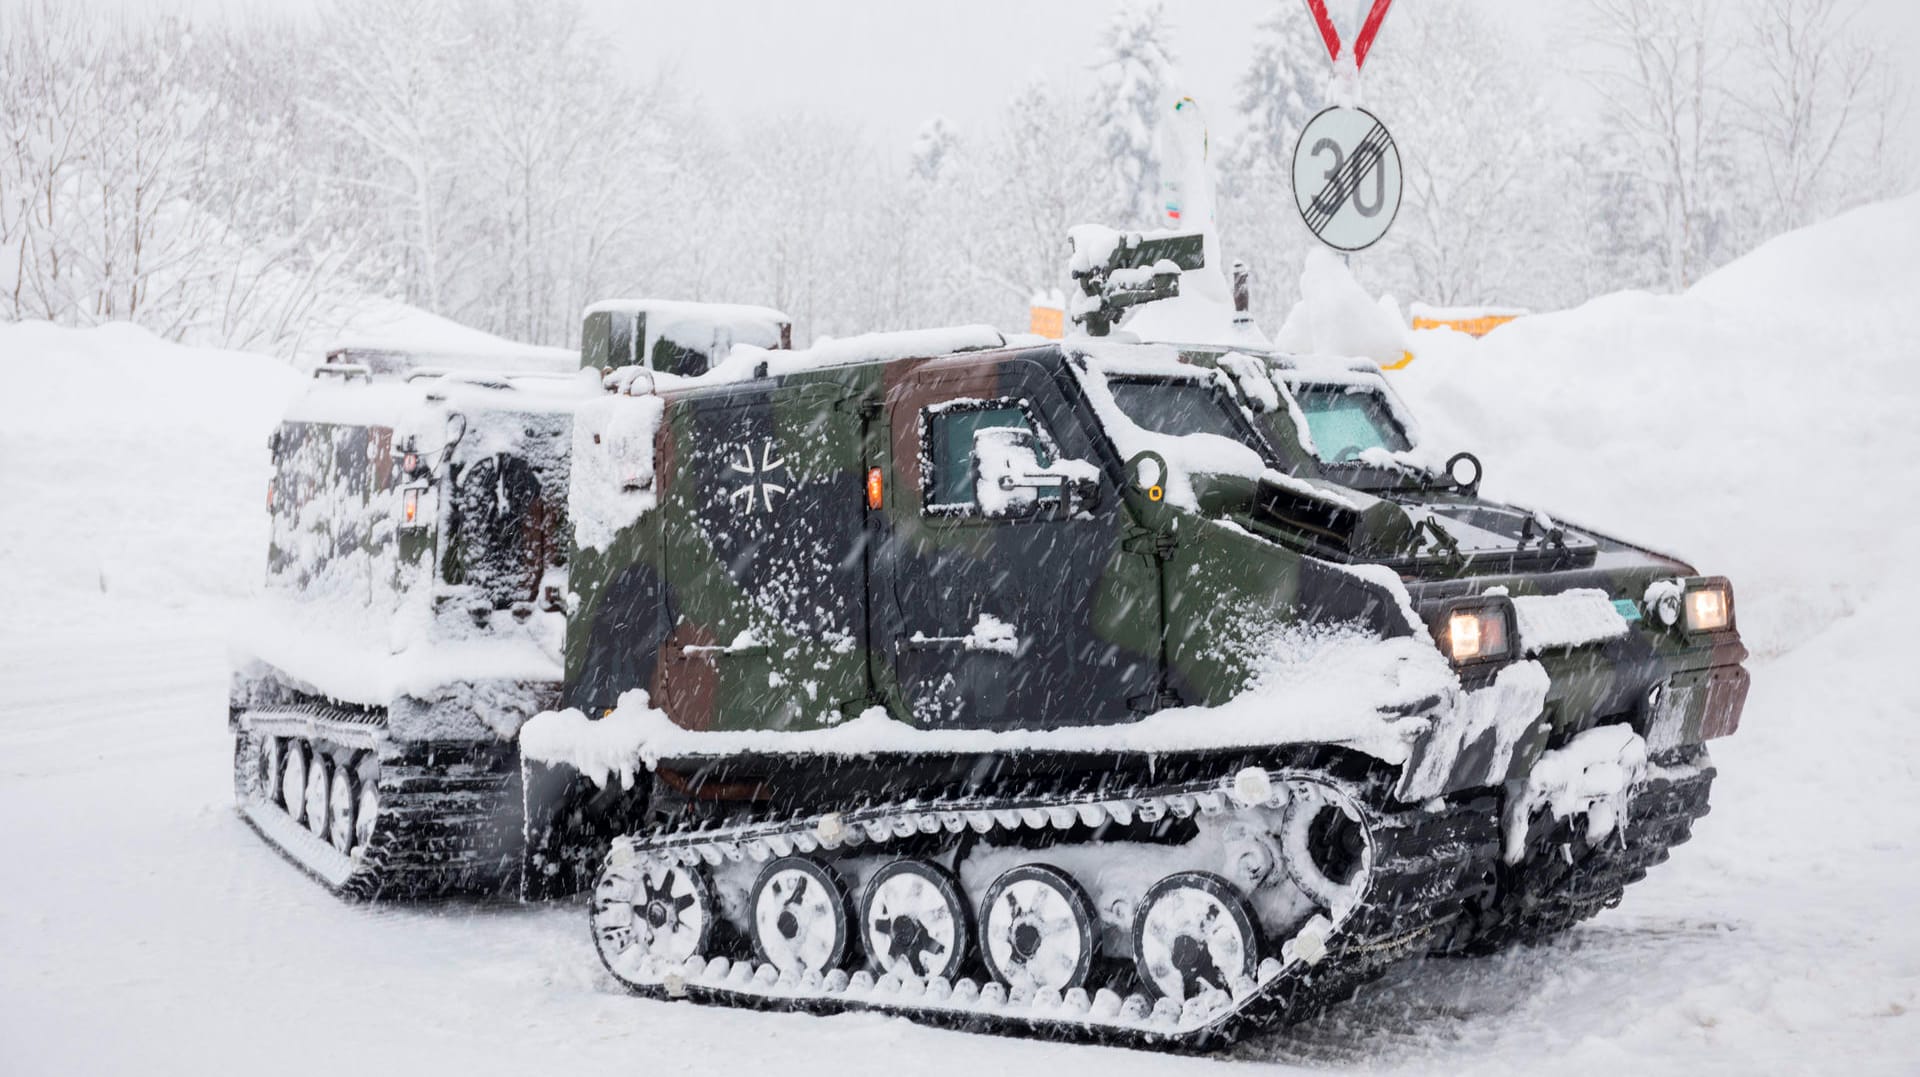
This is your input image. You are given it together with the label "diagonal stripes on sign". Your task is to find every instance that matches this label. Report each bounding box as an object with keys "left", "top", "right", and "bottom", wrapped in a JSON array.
[{"left": 1304, "top": 121, "right": 1393, "bottom": 234}]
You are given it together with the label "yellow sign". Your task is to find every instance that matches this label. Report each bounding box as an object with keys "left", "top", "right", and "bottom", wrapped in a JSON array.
[{"left": 1029, "top": 305, "right": 1064, "bottom": 340}]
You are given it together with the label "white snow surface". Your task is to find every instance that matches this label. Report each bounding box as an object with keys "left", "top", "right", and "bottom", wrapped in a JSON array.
[
  {"left": 520, "top": 693, "right": 657, "bottom": 791},
  {"left": 5, "top": 195, "right": 1920, "bottom": 1075},
  {"left": 233, "top": 597, "right": 562, "bottom": 707},
  {"left": 1273, "top": 249, "right": 1410, "bottom": 365}
]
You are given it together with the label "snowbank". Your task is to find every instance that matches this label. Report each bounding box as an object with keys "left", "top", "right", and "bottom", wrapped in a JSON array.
[
  {"left": 1388, "top": 191, "right": 1920, "bottom": 661},
  {"left": 1274, "top": 249, "right": 1410, "bottom": 365},
  {"left": 0, "top": 321, "right": 302, "bottom": 624}
]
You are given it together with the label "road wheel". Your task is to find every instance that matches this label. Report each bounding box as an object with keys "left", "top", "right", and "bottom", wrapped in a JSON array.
[
  {"left": 749, "top": 857, "right": 853, "bottom": 976},
  {"left": 592, "top": 854, "right": 718, "bottom": 984},
  {"left": 861, "top": 859, "right": 970, "bottom": 982},
  {"left": 327, "top": 760, "right": 357, "bottom": 855},
  {"left": 280, "top": 740, "right": 307, "bottom": 821},
  {"left": 1282, "top": 784, "right": 1374, "bottom": 911},
  {"left": 352, "top": 765, "right": 379, "bottom": 857},
  {"left": 303, "top": 750, "right": 331, "bottom": 840},
  {"left": 979, "top": 864, "right": 1096, "bottom": 992},
  {"left": 1133, "top": 872, "right": 1259, "bottom": 1001},
  {"left": 256, "top": 735, "right": 282, "bottom": 801}
]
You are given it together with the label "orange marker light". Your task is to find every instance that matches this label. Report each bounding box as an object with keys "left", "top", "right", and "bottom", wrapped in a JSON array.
[
  {"left": 403, "top": 488, "right": 419, "bottom": 524},
  {"left": 866, "top": 467, "right": 884, "bottom": 510}
]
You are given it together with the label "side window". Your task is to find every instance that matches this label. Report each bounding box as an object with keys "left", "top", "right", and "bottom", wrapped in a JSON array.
[{"left": 922, "top": 399, "right": 1058, "bottom": 515}]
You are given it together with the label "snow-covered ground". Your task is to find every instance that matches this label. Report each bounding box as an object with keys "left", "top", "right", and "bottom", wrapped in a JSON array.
[{"left": 4, "top": 198, "right": 1919, "bottom": 1075}]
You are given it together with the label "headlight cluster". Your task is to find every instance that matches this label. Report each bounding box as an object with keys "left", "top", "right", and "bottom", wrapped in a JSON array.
[
  {"left": 1646, "top": 577, "right": 1735, "bottom": 634},
  {"left": 1432, "top": 599, "right": 1516, "bottom": 667},
  {"left": 1683, "top": 580, "right": 1734, "bottom": 633}
]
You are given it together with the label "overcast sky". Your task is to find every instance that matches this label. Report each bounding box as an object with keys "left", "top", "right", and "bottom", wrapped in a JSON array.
[
  {"left": 582, "top": 0, "right": 1920, "bottom": 155},
  {"left": 124, "top": 0, "right": 1920, "bottom": 159}
]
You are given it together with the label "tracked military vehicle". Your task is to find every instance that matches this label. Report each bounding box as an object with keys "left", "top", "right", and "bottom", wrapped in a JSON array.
[
  {"left": 524, "top": 240, "right": 1748, "bottom": 1049},
  {"left": 229, "top": 303, "right": 790, "bottom": 899}
]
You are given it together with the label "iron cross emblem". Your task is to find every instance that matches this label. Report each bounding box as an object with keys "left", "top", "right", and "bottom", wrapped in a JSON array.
[{"left": 728, "top": 439, "right": 788, "bottom": 514}]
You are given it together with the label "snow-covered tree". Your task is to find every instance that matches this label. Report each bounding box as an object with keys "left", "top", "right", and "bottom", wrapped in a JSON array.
[
  {"left": 1231, "top": 2, "right": 1325, "bottom": 182},
  {"left": 977, "top": 80, "right": 1119, "bottom": 323},
  {"left": 1365, "top": 1, "right": 1556, "bottom": 307},
  {"left": 311, "top": 0, "right": 464, "bottom": 313},
  {"left": 1738, "top": 0, "right": 1902, "bottom": 235},
  {"left": 1585, "top": 0, "right": 1740, "bottom": 291},
  {"left": 1092, "top": 0, "right": 1179, "bottom": 227},
  {"left": 1216, "top": 4, "right": 1330, "bottom": 326}
]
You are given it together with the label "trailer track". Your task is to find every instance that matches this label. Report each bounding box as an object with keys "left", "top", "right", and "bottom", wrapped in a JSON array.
[{"left": 233, "top": 706, "right": 524, "bottom": 901}]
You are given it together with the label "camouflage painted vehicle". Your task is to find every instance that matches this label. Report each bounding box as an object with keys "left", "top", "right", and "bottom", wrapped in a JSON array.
[
  {"left": 229, "top": 305, "right": 789, "bottom": 900},
  {"left": 527, "top": 301, "right": 1747, "bottom": 1048}
]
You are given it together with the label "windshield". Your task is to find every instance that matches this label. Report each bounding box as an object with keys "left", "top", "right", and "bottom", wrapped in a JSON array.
[
  {"left": 1108, "top": 378, "right": 1259, "bottom": 443},
  {"left": 1291, "top": 384, "right": 1412, "bottom": 462}
]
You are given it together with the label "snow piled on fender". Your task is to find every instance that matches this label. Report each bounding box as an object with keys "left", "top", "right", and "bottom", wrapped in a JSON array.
[
  {"left": 1502, "top": 723, "right": 1649, "bottom": 863},
  {"left": 520, "top": 694, "right": 659, "bottom": 790},
  {"left": 521, "top": 626, "right": 1536, "bottom": 781}
]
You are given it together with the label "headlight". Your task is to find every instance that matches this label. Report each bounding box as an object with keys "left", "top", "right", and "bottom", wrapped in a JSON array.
[
  {"left": 1432, "top": 599, "right": 1516, "bottom": 666},
  {"left": 1684, "top": 580, "right": 1734, "bottom": 633}
]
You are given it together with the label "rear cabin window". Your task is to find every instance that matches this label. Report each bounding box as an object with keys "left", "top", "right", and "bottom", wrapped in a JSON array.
[{"left": 923, "top": 401, "right": 1056, "bottom": 513}]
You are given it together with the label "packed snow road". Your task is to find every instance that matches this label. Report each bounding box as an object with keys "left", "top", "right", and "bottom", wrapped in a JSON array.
[
  {"left": 1, "top": 596, "right": 1913, "bottom": 1076},
  {"left": 5, "top": 198, "right": 1920, "bottom": 1074}
]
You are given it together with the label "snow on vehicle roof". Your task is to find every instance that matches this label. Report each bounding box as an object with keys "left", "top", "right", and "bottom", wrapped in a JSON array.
[
  {"left": 678, "top": 324, "right": 1009, "bottom": 387},
  {"left": 586, "top": 298, "right": 792, "bottom": 360},
  {"left": 323, "top": 345, "right": 579, "bottom": 379},
  {"left": 1064, "top": 342, "right": 1364, "bottom": 514},
  {"left": 281, "top": 368, "right": 593, "bottom": 426},
  {"left": 583, "top": 298, "right": 789, "bottom": 323}
]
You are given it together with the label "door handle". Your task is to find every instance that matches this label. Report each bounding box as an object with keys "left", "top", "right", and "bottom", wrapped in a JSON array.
[{"left": 671, "top": 641, "right": 770, "bottom": 661}]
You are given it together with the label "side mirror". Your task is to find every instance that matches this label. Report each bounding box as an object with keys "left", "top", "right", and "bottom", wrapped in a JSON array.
[{"left": 970, "top": 427, "right": 1099, "bottom": 518}]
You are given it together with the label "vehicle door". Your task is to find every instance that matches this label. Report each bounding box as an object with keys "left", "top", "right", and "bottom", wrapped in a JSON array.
[
  {"left": 655, "top": 381, "right": 868, "bottom": 731},
  {"left": 871, "top": 355, "right": 1160, "bottom": 730}
]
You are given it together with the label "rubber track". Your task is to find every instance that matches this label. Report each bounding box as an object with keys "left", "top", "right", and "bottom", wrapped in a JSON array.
[
  {"left": 594, "top": 767, "right": 1505, "bottom": 1052},
  {"left": 1451, "top": 756, "right": 1716, "bottom": 956},
  {"left": 234, "top": 714, "right": 525, "bottom": 902}
]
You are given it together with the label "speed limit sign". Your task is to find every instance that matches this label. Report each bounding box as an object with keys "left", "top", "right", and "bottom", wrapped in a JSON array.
[{"left": 1292, "top": 106, "right": 1402, "bottom": 252}]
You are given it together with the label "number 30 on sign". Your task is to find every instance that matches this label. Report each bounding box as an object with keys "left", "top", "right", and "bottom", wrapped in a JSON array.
[{"left": 1291, "top": 105, "right": 1403, "bottom": 253}]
